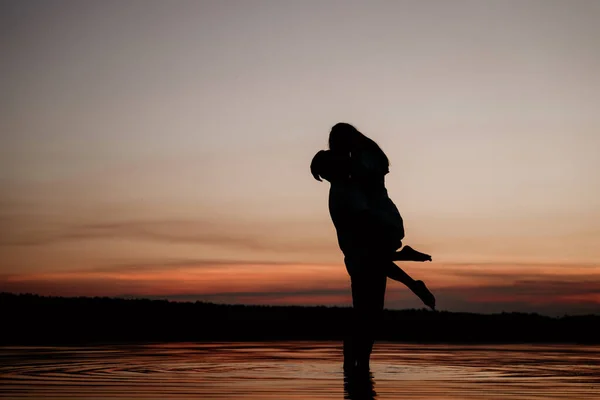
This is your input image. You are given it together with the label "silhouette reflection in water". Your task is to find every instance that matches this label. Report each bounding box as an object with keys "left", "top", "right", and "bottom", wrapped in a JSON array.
[{"left": 344, "top": 369, "right": 377, "bottom": 400}]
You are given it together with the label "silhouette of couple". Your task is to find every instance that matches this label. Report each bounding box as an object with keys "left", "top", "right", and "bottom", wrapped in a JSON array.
[{"left": 311, "top": 123, "right": 435, "bottom": 372}]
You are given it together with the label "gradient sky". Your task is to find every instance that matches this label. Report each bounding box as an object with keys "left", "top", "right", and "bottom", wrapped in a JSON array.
[{"left": 2, "top": 0, "right": 599, "bottom": 316}]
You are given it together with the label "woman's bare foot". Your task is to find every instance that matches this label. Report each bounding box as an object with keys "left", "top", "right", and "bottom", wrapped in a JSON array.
[
  {"left": 411, "top": 280, "right": 436, "bottom": 310},
  {"left": 393, "top": 246, "right": 432, "bottom": 262}
]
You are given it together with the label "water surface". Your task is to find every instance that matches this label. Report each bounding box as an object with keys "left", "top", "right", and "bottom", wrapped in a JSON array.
[{"left": 1, "top": 342, "right": 599, "bottom": 399}]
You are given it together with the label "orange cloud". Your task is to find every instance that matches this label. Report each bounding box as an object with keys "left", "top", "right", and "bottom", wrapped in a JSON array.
[{"left": 2, "top": 260, "right": 599, "bottom": 316}]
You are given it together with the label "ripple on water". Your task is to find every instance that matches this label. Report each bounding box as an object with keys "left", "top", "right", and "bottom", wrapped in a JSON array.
[{"left": 1, "top": 343, "right": 600, "bottom": 399}]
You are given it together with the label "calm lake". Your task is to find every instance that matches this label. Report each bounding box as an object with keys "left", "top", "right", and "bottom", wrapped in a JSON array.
[{"left": 1, "top": 342, "right": 599, "bottom": 399}]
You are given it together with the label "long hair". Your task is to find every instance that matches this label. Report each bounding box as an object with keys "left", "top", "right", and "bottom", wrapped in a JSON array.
[{"left": 328, "top": 122, "right": 390, "bottom": 171}]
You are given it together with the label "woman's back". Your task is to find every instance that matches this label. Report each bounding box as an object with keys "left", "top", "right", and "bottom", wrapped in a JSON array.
[
  {"left": 352, "top": 148, "right": 405, "bottom": 246},
  {"left": 327, "top": 122, "right": 405, "bottom": 246}
]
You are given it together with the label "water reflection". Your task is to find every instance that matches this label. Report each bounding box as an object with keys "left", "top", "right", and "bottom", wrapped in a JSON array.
[
  {"left": 1, "top": 343, "right": 600, "bottom": 399},
  {"left": 344, "top": 369, "right": 377, "bottom": 400}
]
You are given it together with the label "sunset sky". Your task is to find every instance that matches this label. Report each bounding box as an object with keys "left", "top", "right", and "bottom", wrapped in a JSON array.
[{"left": 2, "top": 0, "right": 599, "bottom": 316}]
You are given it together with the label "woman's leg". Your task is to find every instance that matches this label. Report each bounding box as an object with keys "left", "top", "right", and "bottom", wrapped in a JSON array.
[
  {"left": 383, "top": 260, "right": 414, "bottom": 286},
  {"left": 383, "top": 261, "right": 436, "bottom": 310},
  {"left": 393, "top": 245, "right": 432, "bottom": 262}
]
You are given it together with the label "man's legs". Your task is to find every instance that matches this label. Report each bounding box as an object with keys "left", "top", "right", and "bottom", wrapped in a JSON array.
[{"left": 349, "top": 262, "right": 387, "bottom": 371}]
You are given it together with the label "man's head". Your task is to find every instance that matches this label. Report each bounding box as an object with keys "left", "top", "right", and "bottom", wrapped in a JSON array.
[{"left": 310, "top": 150, "right": 350, "bottom": 182}]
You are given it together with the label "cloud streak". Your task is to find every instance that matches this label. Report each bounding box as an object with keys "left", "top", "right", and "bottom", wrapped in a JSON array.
[
  {"left": 2, "top": 260, "right": 599, "bottom": 316},
  {"left": 0, "top": 217, "right": 335, "bottom": 255}
]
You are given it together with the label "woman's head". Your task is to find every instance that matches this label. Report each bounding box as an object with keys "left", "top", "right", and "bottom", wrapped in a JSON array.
[
  {"left": 328, "top": 122, "right": 360, "bottom": 153},
  {"left": 328, "top": 122, "right": 389, "bottom": 171}
]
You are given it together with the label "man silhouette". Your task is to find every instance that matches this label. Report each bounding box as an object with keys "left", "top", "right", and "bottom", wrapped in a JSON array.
[
  {"left": 309, "top": 150, "right": 376, "bottom": 370},
  {"left": 310, "top": 149, "right": 432, "bottom": 371}
]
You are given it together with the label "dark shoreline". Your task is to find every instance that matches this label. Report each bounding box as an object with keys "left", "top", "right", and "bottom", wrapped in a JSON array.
[{"left": 2, "top": 292, "right": 599, "bottom": 345}]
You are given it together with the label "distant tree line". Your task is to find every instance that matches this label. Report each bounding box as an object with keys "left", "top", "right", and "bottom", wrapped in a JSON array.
[{"left": 1, "top": 292, "right": 598, "bottom": 345}]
